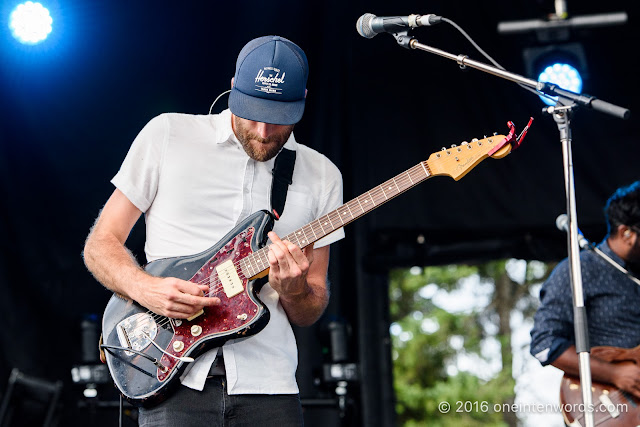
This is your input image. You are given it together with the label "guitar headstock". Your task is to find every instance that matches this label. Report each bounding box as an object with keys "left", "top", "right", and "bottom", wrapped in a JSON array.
[
  {"left": 426, "top": 120, "right": 521, "bottom": 182},
  {"left": 426, "top": 134, "right": 512, "bottom": 181},
  {"left": 425, "top": 119, "right": 533, "bottom": 181}
]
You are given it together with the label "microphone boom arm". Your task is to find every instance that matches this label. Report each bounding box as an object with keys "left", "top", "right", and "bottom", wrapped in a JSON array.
[{"left": 406, "top": 38, "right": 629, "bottom": 119}]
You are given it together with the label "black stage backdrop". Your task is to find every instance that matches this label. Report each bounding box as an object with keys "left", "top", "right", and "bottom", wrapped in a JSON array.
[{"left": 1, "top": 0, "right": 638, "bottom": 425}]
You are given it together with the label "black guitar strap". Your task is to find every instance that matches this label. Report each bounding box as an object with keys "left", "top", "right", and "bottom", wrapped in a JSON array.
[{"left": 270, "top": 148, "right": 296, "bottom": 220}]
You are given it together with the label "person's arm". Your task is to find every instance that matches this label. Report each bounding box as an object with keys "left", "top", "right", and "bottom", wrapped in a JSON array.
[
  {"left": 83, "top": 189, "right": 220, "bottom": 318},
  {"left": 552, "top": 345, "right": 640, "bottom": 399},
  {"left": 266, "top": 231, "right": 330, "bottom": 327}
]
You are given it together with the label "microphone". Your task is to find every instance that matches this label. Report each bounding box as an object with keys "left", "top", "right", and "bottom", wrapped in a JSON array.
[
  {"left": 356, "top": 13, "right": 442, "bottom": 39},
  {"left": 555, "top": 214, "right": 592, "bottom": 249}
]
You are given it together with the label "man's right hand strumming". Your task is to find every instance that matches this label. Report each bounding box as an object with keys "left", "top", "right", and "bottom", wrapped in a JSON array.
[{"left": 131, "top": 276, "right": 221, "bottom": 319}]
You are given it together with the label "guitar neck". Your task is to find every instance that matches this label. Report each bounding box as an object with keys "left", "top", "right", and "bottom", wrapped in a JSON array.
[
  {"left": 241, "top": 161, "right": 432, "bottom": 277},
  {"left": 240, "top": 129, "right": 518, "bottom": 279}
]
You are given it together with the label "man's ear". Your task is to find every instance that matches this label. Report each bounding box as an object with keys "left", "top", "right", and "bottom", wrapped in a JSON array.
[
  {"left": 620, "top": 225, "right": 635, "bottom": 243},
  {"left": 231, "top": 77, "right": 234, "bottom": 89},
  {"left": 305, "top": 88, "right": 308, "bottom": 98}
]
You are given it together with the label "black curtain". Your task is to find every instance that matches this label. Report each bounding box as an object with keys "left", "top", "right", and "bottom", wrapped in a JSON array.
[{"left": 1, "top": 0, "right": 638, "bottom": 425}]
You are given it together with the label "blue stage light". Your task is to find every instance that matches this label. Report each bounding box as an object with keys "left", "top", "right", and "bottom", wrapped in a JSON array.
[
  {"left": 537, "top": 63, "right": 583, "bottom": 106},
  {"left": 9, "top": 1, "right": 53, "bottom": 45}
]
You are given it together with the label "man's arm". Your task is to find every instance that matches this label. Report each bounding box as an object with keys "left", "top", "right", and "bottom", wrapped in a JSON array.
[
  {"left": 552, "top": 345, "right": 640, "bottom": 399},
  {"left": 266, "top": 231, "right": 330, "bottom": 327},
  {"left": 83, "top": 189, "right": 219, "bottom": 318}
]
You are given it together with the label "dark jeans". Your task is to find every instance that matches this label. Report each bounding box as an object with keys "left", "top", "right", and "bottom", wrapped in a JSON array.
[{"left": 138, "top": 377, "right": 303, "bottom": 427}]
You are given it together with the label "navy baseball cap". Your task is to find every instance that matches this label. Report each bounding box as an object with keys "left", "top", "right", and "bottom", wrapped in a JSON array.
[{"left": 229, "top": 36, "right": 308, "bottom": 125}]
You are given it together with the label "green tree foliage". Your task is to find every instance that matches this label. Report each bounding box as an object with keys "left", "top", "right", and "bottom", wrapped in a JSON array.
[{"left": 389, "top": 260, "right": 553, "bottom": 426}]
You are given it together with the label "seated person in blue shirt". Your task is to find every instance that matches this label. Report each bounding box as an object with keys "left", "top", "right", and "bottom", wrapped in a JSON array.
[{"left": 530, "top": 181, "right": 640, "bottom": 398}]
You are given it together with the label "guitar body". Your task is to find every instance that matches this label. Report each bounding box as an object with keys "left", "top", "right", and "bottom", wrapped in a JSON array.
[
  {"left": 560, "top": 347, "right": 640, "bottom": 427},
  {"left": 560, "top": 371, "right": 640, "bottom": 426},
  {"left": 102, "top": 210, "right": 274, "bottom": 407}
]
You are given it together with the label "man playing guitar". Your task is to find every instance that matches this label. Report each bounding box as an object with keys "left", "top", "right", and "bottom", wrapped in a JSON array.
[
  {"left": 83, "top": 35, "right": 345, "bottom": 426},
  {"left": 530, "top": 181, "right": 640, "bottom": 424}
]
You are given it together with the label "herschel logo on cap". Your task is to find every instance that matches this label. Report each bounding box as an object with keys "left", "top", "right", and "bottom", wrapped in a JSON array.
[{"left": 255, "top": 66, "right": 286, "bottom": 95}]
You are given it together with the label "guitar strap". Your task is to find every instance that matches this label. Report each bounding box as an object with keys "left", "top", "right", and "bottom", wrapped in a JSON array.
[{"left": 270, "top": 148, "right": 296, "bottom": 220}]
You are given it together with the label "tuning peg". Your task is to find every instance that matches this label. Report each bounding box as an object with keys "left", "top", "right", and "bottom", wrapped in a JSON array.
[
  {"left": 461, "top": 141, "right": 468, "bottom": 145},
  {"left": 493, "top": 132, "right": 498, "bottom": 136},
  {"left": 450, "top": 144, "right": 457, "bottom": 148},
  {"left": 471, "top": 138, "right": 478, "bottom": 142}
]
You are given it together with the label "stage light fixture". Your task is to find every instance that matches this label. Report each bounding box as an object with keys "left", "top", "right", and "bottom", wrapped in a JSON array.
[
  {"left": 498, "top": 1, "right": 627, "bottom": 107},
  {"left": 9, "top": 1, "right": 53, "bottom": 45},
  {"left": 522, "top": 43, "right": 587, "bottom": 106},
  {"left": 537, "top": 63, "right": 583, "bottom": 106}
]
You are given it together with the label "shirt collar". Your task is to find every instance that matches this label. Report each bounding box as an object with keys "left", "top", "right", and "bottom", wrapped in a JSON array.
[
  {"left": 599, "top": 239, "right": 626, "bottom": 267},
  {"left": 208, "top": 108, "right": 235, "bottom": 145}
]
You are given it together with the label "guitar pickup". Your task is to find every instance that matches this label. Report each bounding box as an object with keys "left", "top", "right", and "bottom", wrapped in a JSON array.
[{"left": 216, "top": 260, "right": 244, "bottom": 298}]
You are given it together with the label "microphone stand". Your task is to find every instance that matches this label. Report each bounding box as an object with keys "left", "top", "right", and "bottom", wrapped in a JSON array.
[
  {"left": 386, "top": 30, "right": 631, "bottom": 427},
  {"left": 553, "top": 101, "right": 596, "bottom": 427}
]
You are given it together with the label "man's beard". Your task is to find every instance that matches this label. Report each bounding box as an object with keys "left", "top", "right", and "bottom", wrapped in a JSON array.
[{"left": 233, "top": 116, "right": 295, "bottom": 162}]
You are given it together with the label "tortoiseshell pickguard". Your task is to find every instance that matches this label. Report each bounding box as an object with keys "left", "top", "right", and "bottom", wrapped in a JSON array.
[{"left": 156, "top": 228, "right": 262, "bottom": 381}]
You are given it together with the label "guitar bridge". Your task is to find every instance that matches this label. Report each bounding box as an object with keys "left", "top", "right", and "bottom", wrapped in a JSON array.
[
  {"left": 599, "top": 393, "right": 620, "bottom": 418},
  {"left": 116, "top": 313, "right": 158, "bottom": 356}
]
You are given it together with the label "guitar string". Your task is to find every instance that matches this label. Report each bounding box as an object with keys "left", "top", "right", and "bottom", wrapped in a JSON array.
[
  {"left": 158, "top": 140, "right": 481, "bottom": 302},
  {"left": 125, "top": 145, "right": 486, "bottom": 348},
  {"left": 148, "top": 169, "right": 422, "bottom": 328},
  {"left": 144, "top": 163, "right": 441, "bottom": 331},
  {"left": 147, "top": 159, "right": 451, "bottom": 328},
  {"left": 574, "top": 411, "right": 612, "bottom": 426},
  {"left": 571, "top": 387, "right": 631, "bottom": 426}
]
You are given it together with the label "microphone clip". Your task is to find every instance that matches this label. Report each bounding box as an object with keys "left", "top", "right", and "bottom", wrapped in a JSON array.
[{"left": 390, "top": 31, "right": 414, "bottom": 49}]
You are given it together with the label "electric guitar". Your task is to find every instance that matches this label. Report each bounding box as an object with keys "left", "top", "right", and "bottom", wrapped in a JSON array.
[
  {"left": 101, "top": 120, "right": 530, "bottom": 406},
  {"left": 560, "top": 345, "right": 640, "bottom": 426}
]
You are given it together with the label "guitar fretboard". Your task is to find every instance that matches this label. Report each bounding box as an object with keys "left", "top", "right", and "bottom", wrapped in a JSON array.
[{"left": 240, "top": 161, "right": 432, "bottom": 278}]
